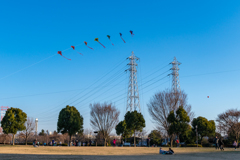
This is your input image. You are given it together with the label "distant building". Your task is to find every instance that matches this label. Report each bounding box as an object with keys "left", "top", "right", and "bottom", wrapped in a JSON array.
[{"left": 0, "top": 106, "right": 9, "bottom": 134}]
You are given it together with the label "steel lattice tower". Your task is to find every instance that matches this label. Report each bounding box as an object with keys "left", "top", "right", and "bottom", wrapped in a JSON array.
[
  {"left": 126, "top": 51, "right": 141, "bottom": 112},
  {"left": 170, "top": 57, "right": 181, "bottom": 93}
]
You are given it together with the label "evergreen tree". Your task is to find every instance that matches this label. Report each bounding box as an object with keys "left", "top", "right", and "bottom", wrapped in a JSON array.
[
  {"left": 116, "top": 120, "right": 133, "bottom": 142},
  {"left": 167, "top": 106, "right": 190, "bottom": 146},
  {"left": 148, "top": 130, "right": 162, "bottom": 146},
  {"left": 1, "top": 107, "right": 27, "bottom": 145},
  {"left": 192, "top": 116, "right": 215, "bottom": 145},
  {"left": 57, "top": 105, "right": 83, "bottom": 146},
  {"left": 125, "top": 111, "right": 145, "bottom": 147}
]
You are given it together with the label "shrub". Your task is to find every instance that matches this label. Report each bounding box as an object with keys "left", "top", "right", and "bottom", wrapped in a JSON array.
[
  {"left": 202, "top": 143, "right": 214, "bottom": 147},
  {"left": 186, "top": 144, "right": 202, "bottom": 147},
  {"left": 61, "top": 143, "right": 68, "bottom": 146}
]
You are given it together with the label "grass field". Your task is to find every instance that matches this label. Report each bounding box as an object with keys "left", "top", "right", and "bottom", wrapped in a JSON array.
[{"left": 0, "top": 146, "right": 239, "bottom": 159}]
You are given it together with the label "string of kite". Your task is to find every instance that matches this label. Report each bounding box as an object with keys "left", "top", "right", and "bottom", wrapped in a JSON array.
[{"left": 58, "top": 30, "right": 134, "bottom": 60}]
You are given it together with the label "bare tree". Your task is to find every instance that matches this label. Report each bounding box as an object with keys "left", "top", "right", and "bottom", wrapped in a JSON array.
[
  {"left": 20, "top": 117, "right": 35, "bottom": 145},
  {"left": 90, "top": 102, "right": 120, "bottom": 146},
  {"left": 0, "top": 134, "right": 11, "bottom": 145},
  {"left": 216, "top": 109, "right": 240, "bottom": 143},
  {"left": 147, "top": 89, "right": 194, "bottom": 145},
  {"left": 84, "top": 128, "right": 93, "bottom": 139}
]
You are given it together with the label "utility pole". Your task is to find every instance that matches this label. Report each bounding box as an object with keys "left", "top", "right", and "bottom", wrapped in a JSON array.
[
  {"left": 126, "top": 51, "right": 141, "bottom": 112},
  {"left": 35, "top": 118, "right": 38, "bottom": 135},
  {"left": 196, "top": 125, "right": 198, "bottom": 148},
  {"left": 46, "top": 130, "right": 49, "bottom": 146}
]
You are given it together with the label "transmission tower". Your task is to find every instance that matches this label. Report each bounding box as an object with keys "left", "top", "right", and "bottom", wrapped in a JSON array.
[
  {"left": 126, "top": 51, "right": 141, "bottom": 112},
  {"left": 170, "top": 57, "right": 181, "bottom": 93}
]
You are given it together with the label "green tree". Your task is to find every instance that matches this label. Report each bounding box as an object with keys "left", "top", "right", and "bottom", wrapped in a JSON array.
[
  {"left": 125, "top": 111, "right": 145, "bottom": 147},
  {"left": 39, "top": 129, "right": 46, "bottom": 136},
  {"left": 192, "top": 117, "right": 216, "bottom": 145},
  {"left": 148, "top": 130, "right": 162, "bottom": 146},
  {"left": 1, "top": 107, "right": 27, "bottom": 145},
  {"left": 167, "top": 106, "right": 190, "bottom": 146},
  {"left": 115, "top": 120, "right": 133, "bottom": 142},
  {"left": 179, "top": 125, "right": 194, "bottom": 144},
  {"left": 57, "top": 105, "right": 83, "bottom": 146}
]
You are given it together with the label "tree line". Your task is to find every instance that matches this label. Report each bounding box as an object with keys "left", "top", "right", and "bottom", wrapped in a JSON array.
[{"left": 1, "top": 89, "right": 240, "bottom": 147}]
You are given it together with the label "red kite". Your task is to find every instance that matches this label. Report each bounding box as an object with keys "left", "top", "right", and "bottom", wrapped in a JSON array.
[
  {"left": 57, "top": 51, "right": 71, "bottom": 60},
  {"left": 130, "top": 30, "right": 134, "bottom": 37},
  {"left": 84, "top": 41, "right": 94, "bottom": 50},
  {"left": 71, "top": 46, "right": 83, "bottom": 55}
]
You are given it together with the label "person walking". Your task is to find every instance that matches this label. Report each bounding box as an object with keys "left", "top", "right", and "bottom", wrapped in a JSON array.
[
  {"left": 113, "top": 139, "right": 116, "bottom": 147},
  {"left": 176, "top": 139, "right": 179, "bottom": 147},
  {"left": 218, "top": 137, "right": 224, "bottom": 151},
  {"left": 214, "top": 136, "right": 219, "bottom": 150},
  {"left": 147, "top": 138, "right": 150, "bottom": 147},
  {"left": 233, "top": 141, "right": 237, "bottom": 150}
]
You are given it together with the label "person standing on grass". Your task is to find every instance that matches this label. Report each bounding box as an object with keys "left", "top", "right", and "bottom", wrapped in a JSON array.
[
  {"left": 176, "top": 139, "right": 179, "bottom": 147},
  {"left": 214, "top": 136, "right": 219, "bottom": 150},
  {"left": 233, "top": 141, "right": 237, "bottom": 150},
  {"left": 147, "top": 138, "right": 150, "bottom": 147},
  {"left": 113, "top": 139, "right": 116, "bottom": 147}
]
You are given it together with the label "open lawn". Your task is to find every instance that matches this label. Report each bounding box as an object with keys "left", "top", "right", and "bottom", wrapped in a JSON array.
[{"left": 0, "top": 146, "right": 239, "bottom": 159}]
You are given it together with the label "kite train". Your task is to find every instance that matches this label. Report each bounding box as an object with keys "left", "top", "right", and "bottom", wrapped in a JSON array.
[
  {"left": 71, "top": 46, "right": 83, "bottom": 55},
  {"left": 94, "top": 38, "right": 106, "bottom": 48},
  {"left": 57, "top": 51, "right": 71, "bottom": 60},
  {"left": 119, "top": 33, "right": 126, "bottom": 43},
  {"left": 84, "top": 41, "right": 94, "bottom": 50},
  {"left": 57, "top": 30, "right": 134, "bottom": 61},
  {"left": 107, "top": 35, "right": 114, "bottom": 46}
]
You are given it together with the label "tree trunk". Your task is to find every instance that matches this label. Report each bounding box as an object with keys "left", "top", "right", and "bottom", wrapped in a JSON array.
[
  {"left": 170, "top": 138, "right": 173, "bottom": 147},
  {"left": 104, "top": 138, "right": 106, "bottom": 147},
  {"left": 170, "top": 134, "right": 174, "bottom": 147},
  {"left": 12, "top": 134, "right": 15, "bottom": 145},
  {"left": 25, "top": 133, "right": 28, "bottom": 145},
  {"left": 134, "top": 130, "right": 136, "bottom": 147},
  {"left": 69, "top": 135, "right": 72, "bottom": 146}
]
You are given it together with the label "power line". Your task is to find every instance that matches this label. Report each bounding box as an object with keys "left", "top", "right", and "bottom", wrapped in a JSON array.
[
  {"left": 29, "top": 59, "right": 127, "bottom": 116},
  {"left": 38, "top": 69, "right": 170, "bottom": 122}
]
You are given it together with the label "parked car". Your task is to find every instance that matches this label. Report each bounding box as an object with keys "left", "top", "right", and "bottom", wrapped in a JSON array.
[
  {"left": 161, "top": 142, "right": 168, "bottom": 146},
  {"left": 136, "top": 142, "right": 147, "bottom": 147},
  {"left": 123, "top": 142, "right": 131, "bottom": 147}
]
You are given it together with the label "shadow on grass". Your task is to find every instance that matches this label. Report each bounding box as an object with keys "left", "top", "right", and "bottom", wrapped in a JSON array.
[{"left": 0, "top": 152, "right": 240, "bottom": 160}]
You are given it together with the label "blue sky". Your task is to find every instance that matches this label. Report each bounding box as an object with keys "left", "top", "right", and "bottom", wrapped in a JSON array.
[{"left": 1, "top": 0, "right": 240, "bottom": 134}]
